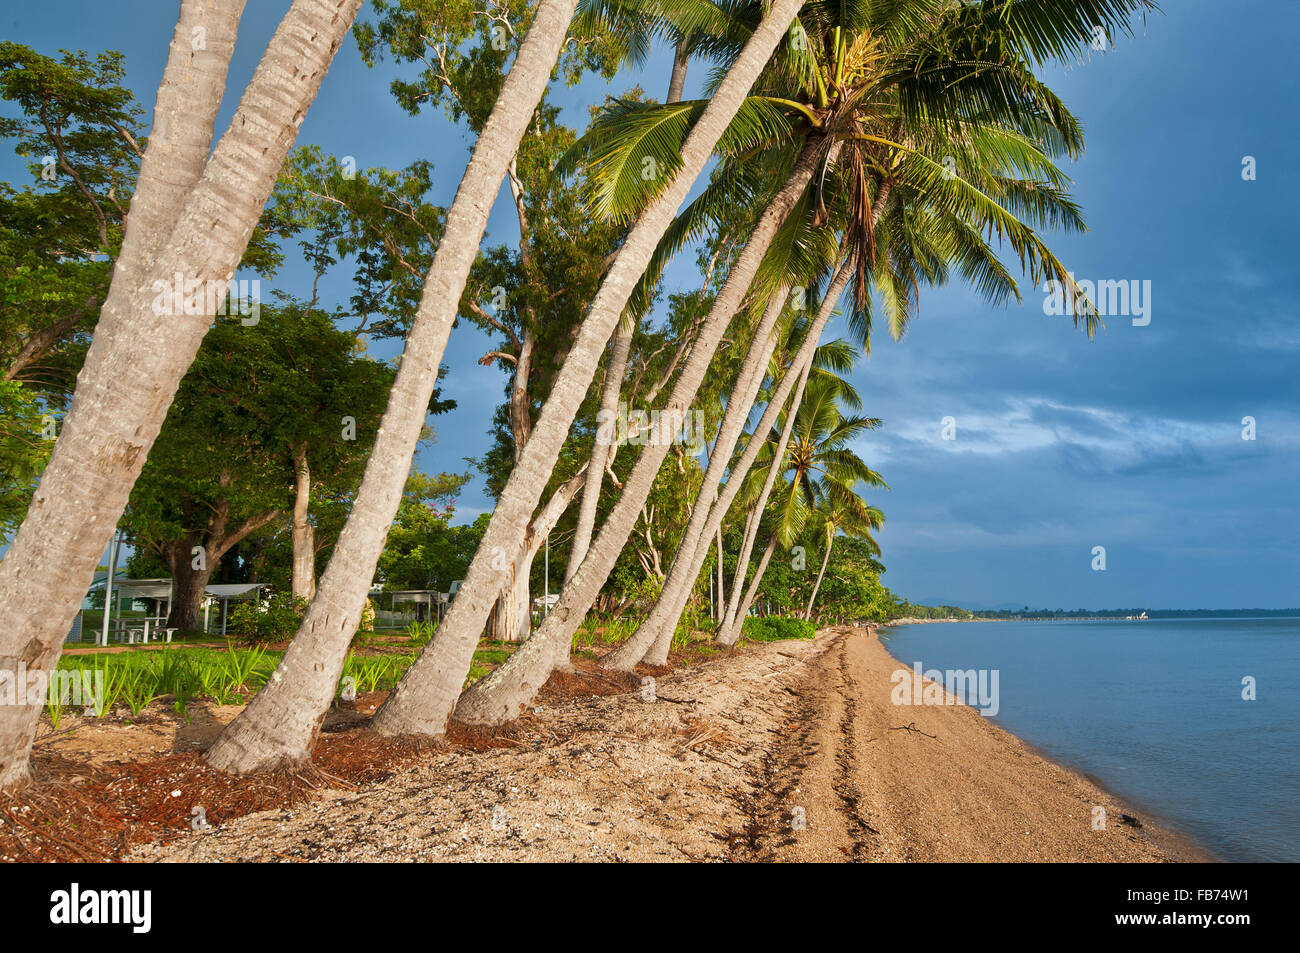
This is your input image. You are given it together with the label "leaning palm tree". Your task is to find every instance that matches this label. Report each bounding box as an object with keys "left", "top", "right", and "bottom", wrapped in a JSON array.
[
  {"left": 457, "top": 0, "right": 1142, "bottom": 712},
  {"left": 720, "top": 321, "right": 867, "bottom": 639},
  {"left": 720, "top": 373, "right": 885, "bottom": 644},
  {"left": 206, "top": 0, "right": 595, "bottom": 774},
  {"left": 567, "top": 0, "right": 706, "bottom": 581},
  {"left": 599, "top": 0, "right": 1126, "bottom": 671},
  {"left": 0, "top": 0, "right": 366, "bottom": 791},
  {"left": 804, "top": 483, "right": 883, "bottom": 622},
  {"left": 365, "top": 0, "right": 812, "bottom": 740}
]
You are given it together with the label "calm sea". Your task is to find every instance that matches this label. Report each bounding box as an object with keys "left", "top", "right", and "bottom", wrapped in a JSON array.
[{"left": 879, "top": 617, "right": 1300, "bottom": 862}]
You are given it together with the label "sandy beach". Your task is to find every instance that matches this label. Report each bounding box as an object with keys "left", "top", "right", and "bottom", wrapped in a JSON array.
[{"left": 107, "top": 627, "right": 1204, "bottom": 862}]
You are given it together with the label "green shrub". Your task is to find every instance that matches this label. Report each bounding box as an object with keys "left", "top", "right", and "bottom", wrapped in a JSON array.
[
  {"left": 742, "top": 616, "right": 817, "bottom": 642},
  {"left": 229, "top": 592, "right": 307, "bottom": 644}
]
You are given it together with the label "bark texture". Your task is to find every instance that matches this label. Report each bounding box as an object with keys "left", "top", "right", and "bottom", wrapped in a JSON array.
[
  {"left": 0, "top": 0, "right": 354, "bottom": 790},
  {"left": 453, "top": 146, "right": 827, "bottom": 723},
  {"left": 566, "top": 314, "right": 633, "bottom": 581},
  {"left": 205, "top": 0, "right": 584, "bottom": 774},
  {"left": 291, "top": 446, "right": 316, "bottom": 602},
  {"left": 376, "top": 0, "right": 809, "bottom": 739}
]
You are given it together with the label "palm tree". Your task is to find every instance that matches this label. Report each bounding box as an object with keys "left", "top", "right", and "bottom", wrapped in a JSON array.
[
  {"left": 804, "top": 484, "right": 883, "bottom": 622},
  {"left": 720, "top": 373, "right": 885, "bottom": 644},
  {"left": 459, "top": 0, "right": 1143, "bottom": 706},
  {"left": 718, "top": 315, "right": 866, "bottom": 640},
  {"left": 367, "top": 0, "right": 812, "bottom": 741},
  {"left": 637, "top": 260, "right": 866, "bottom": 667},
  {"left": 568, "top": 2, "right": 700, "bottom": 581},
  {"left": 0, "top": 0, "right": 364, "bottom": 791},
  {"left": 205, "top": 0, "right": 594, "bottom": 774},
  {"left": 608, "top": 0, "right": 1144, "bottom": 669}
]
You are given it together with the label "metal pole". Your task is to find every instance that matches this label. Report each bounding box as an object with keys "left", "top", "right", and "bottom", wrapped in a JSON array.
[{"left": 100, "top": 529, "right": 119, "bottom": 646}]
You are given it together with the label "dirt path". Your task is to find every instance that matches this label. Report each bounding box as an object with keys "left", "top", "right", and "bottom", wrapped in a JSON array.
[{"left": 125, "top": 628, "right": 1204, "bottom": 862}]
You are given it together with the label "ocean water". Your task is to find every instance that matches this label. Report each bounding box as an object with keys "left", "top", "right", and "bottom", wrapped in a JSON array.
[{"left": 878, "top": 618, "right": 1300, "bottom": 862}]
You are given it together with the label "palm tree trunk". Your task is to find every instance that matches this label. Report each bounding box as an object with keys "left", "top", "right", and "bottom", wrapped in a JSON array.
[
  {"left": 722, "top": 534, "right": 778, "bottom": 645},
  {"left": 566, "top": 34, "right": 694, "bottom": 583},
  {"left": 667, "top": 39, "right": 690, "bottom": 104},
  {"left": 375, "top": 0, "right": 809, "bottom": 740},
  {"left": 566, "top": 314, "right": 633, "bottom": 581},
  {"left": 721, "top": 355, "right": 814, "bottom": 639},
  {"left": 715, "top": 523, "right": 725, "bottom": 615},
  {"left": 633, "top": 290, "right": 789, "bottom": 667},
  {"left": 291, "top": 445, "right": 315, "bottom": 602},
  {"left": 0, "top": 0, "right": 358, "bottom": 791},
  {"left": 647, "top": 365, "right": 800, "bottom": 663},
  {"left": 120, "top": 0, "right": 248, "bottom": 282},
  {"left": 640, "top": 253, "right": 858, "bottom": 662},
  {"left": 203, "top": 0, "right": 584, "bottom": 775},
  {"left": 495, "top": 465, "right": 587, "bottom": 643},
  {"left": 804, "top": 534, "right": 834, "bottom": 621},
  {"left": 457, "top": 143, "right": 827, "bottom": 716}
]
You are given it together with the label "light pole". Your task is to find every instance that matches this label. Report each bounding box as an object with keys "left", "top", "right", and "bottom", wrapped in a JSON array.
[{"left": 100, "top": 529, "right": 121, "bottom": 646}]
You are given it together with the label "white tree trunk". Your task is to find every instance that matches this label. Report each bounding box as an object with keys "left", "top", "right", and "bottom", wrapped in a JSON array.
[
  {"left": 567, "top": 47, "right": 692, "bottom": 582},
  {"left": 566, "top": 314, "right": 633, "bottom": 581},
  {"left": 494, "top": 466, "right": 587, "bottom": 643},
  {"left": 291, "top": 446, "right": 315, "bottom": 602},
  {"left": 804, "top": 534, "right": 835, "bottom": 622},
  {"left": 721, "top": 534, "right": 778, "bottom": 645},
  {"left": 666, "top": 38, "right": 690, "bottom": 104},
  {"left": 721, "top": 355, "right": 814, "bottom": 638},
  {"left": 625, "top": 254, "right": 857, "bottom": 665},
  {"left": 454, "top": 154, "right": 830, "bottom": 723},
  {"left": 0, "top": 0, "right": 357, "bottom": 791},
  {"left": 632, "top": 290, "right": 789, "bottom": 667},
  {"left": 203, "top": 0, "right": 582, "bottom": 775},
  {"left": 375, "top": 0, "right": 809, "bottom": 739}
]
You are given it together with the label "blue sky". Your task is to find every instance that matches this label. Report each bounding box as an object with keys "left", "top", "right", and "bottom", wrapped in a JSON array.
[{"left": 6, "top": 1, "right": 1297, "bottom": 610}]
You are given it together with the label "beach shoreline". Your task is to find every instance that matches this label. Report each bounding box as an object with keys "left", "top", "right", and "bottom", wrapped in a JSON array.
[
  {"left": 109, "top": 626, "right": 1211, "bottom": 862},
  {"left": 866, "top": 625, "right": 1213, "bottom": 862}
]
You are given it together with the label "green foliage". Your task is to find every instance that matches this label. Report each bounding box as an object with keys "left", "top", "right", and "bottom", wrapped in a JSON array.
[
  {"left": 0, "top": 379, "right": 51, "bottom": 539},
  {"left": 742, "top": 616, "right": 816, "bottom": 642},
  {"left": 121, "top": 303, "right": 407, "bottom": 614},
  {"left": 378, "top": 492, "right": 482, "bottom": 592},
  {"left": 228, "top": 593, "right": 308, "bottom": 645},
  {"left": 406, "top": 619, "right": 437, "bottom": 645},
  {"left": 53, "top": 644, "right": 280, "bottom": 720},
  {"left": 0, "top": 43, "right": 146, "bottom": 536}
]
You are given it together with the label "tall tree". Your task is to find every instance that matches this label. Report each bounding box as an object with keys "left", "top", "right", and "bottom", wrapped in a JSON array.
[
  {"left": 718, "top": 372, "right": 885, "bottom": 645},
  {"left": 457, "top": 0, "right": 1142, "bottom": 713},
  {"left": 803, "top": 484, "right": 883, "bottom": 622},
  {"left": 205, "top": 0, "right": 593, "bottom": 775},
  {"left": 122, "top": 304, "right": 402, "bottom": 627},
  {"left": 373, "top": 0, "right": 811, "bottom": 740},
  {"left": 0, "top": 0, "right": 364, "bottom": 791}
]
